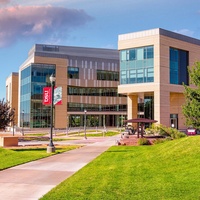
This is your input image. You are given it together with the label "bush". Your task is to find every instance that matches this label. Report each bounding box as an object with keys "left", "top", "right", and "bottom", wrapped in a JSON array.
[
  {"left": 138, "top": 138, "right": 150, "bottom": 145},
  {"left": 145, "top": 124, "right": 186, "bottom": 139},
  {"left": 163, "top": 127, "right": 186, "bottom": 139}
]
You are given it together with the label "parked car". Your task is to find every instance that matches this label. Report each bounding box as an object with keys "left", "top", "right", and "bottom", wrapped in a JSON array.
[{"left": 187, "top": 127, "right": 197, "bottom": 135}]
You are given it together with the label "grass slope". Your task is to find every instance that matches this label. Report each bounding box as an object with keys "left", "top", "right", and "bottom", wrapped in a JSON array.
[{"left": 41, "top": 136, "right": 200, "bottom": 200}]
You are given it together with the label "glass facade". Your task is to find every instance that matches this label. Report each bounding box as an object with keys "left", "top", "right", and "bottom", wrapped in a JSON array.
[
  {"left": 68, "top": 67, "right": 79, "bottom": 79},
  {"left": 120, "top": 46, "right": 154, "bottom": 84},
  {"left": 170, "top": 47, "right": 189, "bottom": 85},
  {"left": 137, "top": 96, "right": 154, "bottom": 120},
  {"left": 20, "top": 64, "right": 56, "bottom": 128},
  {"left": 69, "top": 114, "right": 126, "bottom": 127},
  {"left": 97, "top": 70, "right": 119, "bottom": 81},
  {"left": 68, "top": 103, "right": 127, "bottom": 112},
  {"left": 68, "top": 86, "right": 126, "bottom": 97}
]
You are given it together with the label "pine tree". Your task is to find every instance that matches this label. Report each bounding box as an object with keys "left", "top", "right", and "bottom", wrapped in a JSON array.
[
  {"left": 0, "top": 99, "right": 15, "bottom": 130},
  {"left": 182, "top": 61, "right": 200, "bottom": 129}
]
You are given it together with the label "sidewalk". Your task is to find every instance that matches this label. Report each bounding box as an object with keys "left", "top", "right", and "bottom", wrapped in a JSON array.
[{"left": 0, "top": 135, "right": 120, "bottom": 200}]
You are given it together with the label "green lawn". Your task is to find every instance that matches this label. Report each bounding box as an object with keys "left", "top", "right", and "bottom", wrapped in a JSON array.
[
  {"left": 75, "top": 131, "right": 120, "bottom": 137},
  {"left": 41, "top": 136, "right": 200, "bottom": 200},
  {"left": 0, "top": 145, "right": 79, "bottom": 170}
]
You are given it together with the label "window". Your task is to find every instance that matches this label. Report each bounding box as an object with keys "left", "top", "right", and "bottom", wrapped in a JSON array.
[
  {"left": 170, "top": 48, "right": 188, "bottom": 85},
  {"left": 20, "top": 64, "right": 55, "bottom": 128},
  {"left": 97, "top": 70, "right": 119, "bottom": 81},
  {"left": 67, "top": 86, "right": 126, "bottom": 97},
  {"left": 68, "top": 103, "right": 127, "bottom": 112},
  {"left": 120, "top": 46, "right": 154, "bottom": 84},
  {"left": 68, "top": 67, "right": 79, "bottom": 79}
]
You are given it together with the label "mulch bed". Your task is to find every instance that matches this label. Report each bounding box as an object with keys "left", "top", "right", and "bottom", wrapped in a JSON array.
[{"left": 118, "top": 134, "right": 165, "bottom": 146}]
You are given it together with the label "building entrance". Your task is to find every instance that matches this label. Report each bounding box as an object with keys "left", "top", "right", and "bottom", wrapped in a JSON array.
[{"left": 170, "top": 114, "right": 178, "bottom": 129}]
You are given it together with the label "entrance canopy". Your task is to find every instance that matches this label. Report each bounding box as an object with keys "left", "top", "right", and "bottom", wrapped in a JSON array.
[{"left": 124, "top": 118, "right": 158, "bottom": 138}]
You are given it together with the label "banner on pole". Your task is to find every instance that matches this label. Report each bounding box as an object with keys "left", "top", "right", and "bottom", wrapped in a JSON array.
[
  {"left": 43, "top": 87, "right": 52, "bottom": 105},
  {"left": 54, "top": 87, "right": 62, "bottom": 105},
  {"left": 43, "top": 86, "right": 62, "bottom": 105}
]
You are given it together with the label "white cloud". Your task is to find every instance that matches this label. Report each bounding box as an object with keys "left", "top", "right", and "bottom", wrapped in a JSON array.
[
  {"left": 0, "top": 5, "right": 93, "bottom": 47},
  {"left": 174, "top": 29, "right": 194, "bottom": 37}
]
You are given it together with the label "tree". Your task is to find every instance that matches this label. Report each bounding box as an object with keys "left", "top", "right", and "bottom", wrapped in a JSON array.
[
  {"left": 182, "top": 61, "right": 200, "bottom": 129},
  {"left": 0, "top": 99, "right": 15, "bottom": 130}
]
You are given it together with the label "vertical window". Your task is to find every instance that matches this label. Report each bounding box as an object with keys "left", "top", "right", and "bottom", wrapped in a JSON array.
[
  {"left": 170, "top": 48, "right": 188, "bottom": 85},
  {"left": 121, "top": 51, "right": 127, "bottom": 61},
  {"left": 129, "top": 49, "right": 136, "bottom": 60},
  {"left": 20, "top": 64, "right": 55, "bottom": 128},
  {"left": 137, "top": 48, "right": 144, "bottom": 60}
]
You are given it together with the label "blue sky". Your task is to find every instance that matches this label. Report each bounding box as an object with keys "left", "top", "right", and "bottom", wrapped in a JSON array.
[{"left": 0, "top": 0, "right": 200, "bottom": 99}]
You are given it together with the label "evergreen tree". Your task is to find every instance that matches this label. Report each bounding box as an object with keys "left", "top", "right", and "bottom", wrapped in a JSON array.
[
  {"left": 0, "top": 99, "right": 15, "bottom": 130},
  {"left": 182, "top": 61, "right": 200, "bottom": 129}
]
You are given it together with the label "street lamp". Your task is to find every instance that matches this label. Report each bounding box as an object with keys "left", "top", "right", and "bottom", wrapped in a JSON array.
[
  {"left": 22, "top": 110, "right": 24, "bottom": 136},
  {"left": 47, "top": 74, "right": 56, "bottom": 153},
  {"left": 12, "top": 109, "right": 15, "bottom": 136},
  {"left": 84, "top": 109, "right": 87, "bottom": 139}
]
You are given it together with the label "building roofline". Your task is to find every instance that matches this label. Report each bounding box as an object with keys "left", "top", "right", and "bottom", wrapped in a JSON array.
[
  {"left": 27, "top": 44, "right": 119, "bottom": 60},
  {"left": 7, "top": 72, "right": 19, "bottom": 78},
  {"left": 118, "top": 28, "right": 200, "bottom": 46}
]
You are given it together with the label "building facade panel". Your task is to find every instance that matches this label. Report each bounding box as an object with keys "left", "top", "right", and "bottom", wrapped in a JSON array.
[
  {"left": 118, "top": 28, "right": 200, "bottom": 130},
  {"left": 6, "top": 73, "right": 19, "bottom": 126},
  {"left": 16, "top": 44, "right": 127, "bottom": 129}
]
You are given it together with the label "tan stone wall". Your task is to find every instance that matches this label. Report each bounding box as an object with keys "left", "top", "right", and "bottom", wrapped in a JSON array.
[
  {"left": 170, "top": 93, "right": 186, "bottom": 129},
  {"left": 6, "top": 73, "right": 19, "bottom": 125}
]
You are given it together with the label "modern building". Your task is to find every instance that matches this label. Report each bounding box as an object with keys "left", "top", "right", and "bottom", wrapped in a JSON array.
[
  {"left": 6, "top": 72, "right": 19, "bottom": 126},
  {"left": 16, "top": 44, "right": 127, "bottom": 129},
  {"left": 118, "top": 28, "right": 200, "bottom": 130}
]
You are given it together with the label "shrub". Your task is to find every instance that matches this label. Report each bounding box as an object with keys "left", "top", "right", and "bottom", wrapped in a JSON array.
[
  {"left": 138, "top": 138, "right": 150, "bottom": 145},
  {"left": 159, "top": 126, "right": 186, "bottom": 139},
  {"left": 145, "top": 124, "right": 186, "bottom": 139}
]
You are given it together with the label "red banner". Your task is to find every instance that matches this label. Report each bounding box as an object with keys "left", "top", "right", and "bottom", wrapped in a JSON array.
[{"left": 43, "top": 87, "right": 52, "bottom": 105}]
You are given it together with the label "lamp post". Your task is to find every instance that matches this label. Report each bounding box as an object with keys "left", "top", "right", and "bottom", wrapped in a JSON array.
[
  {"left": 84, "top": 109, "right": 87, "bottom": 139},
  {"left": 12, "top": 109, "right": 15, "bottom": 136},
  {"left": 22, "top": 110, "right": 24, "bottom": 136},
  {"left": 47, "top": 74, "right": 56, "bottom": 153}
]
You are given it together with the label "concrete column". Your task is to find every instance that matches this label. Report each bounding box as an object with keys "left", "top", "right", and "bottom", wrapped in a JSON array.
[
  {"left": 127, "top": 95, "right": 138, "bottom": 120},
  {"left": 154, "top": 90, "right": 170, "bottom": 127}
]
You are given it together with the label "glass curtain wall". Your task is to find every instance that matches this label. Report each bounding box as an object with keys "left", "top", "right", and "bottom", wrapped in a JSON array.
[
  {"left": 68, "top": 103, "right": 127, "bottom": 112},
  {"left": 69, "top": 115, "right": 126, "bottom": 127},
  {"left": 120, "top": 46, "right": 154, "bottom": 84},
  {"left": 170, "top": 47, "right": 189, "bottom": 85},
  {"left": 20, "top": 64, "right": 56, "bottom": 128},
  {"left": 68, "top": 86, "right": 126, "bottom": 97},
  {"left": 20, "top": 66, "right": 31, "bottom": 127},
  {"left": 137, "top": 96, "right": 154, "bottom": 120}
]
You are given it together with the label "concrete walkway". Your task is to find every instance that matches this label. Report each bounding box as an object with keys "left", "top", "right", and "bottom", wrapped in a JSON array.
[{"left": 0, "top": 135, "right": 119, "bottom": 200}]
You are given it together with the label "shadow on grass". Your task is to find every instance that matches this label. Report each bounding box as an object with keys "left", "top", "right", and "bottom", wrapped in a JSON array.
[
  {"left": 106, "top": 148, "right": 141, "bottom": 153},
  {"left": 13, "top": 148, "right": 47, "bottom": 152}
]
